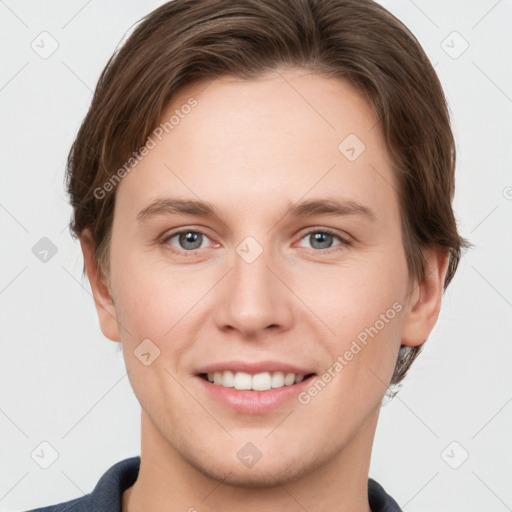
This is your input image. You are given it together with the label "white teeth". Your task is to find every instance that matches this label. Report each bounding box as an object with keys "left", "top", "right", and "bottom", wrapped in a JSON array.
[
  {"left": 271, "top": 371, "right": 284, "bottom": 388},
  {"left": 252, "top": 372, "right": 272, "bottom": 391},
  {"left": 234, "top": 371, "right": 252, "bottom": 390},
  {"left": 223, "top": 370, "right": 235, "bottom": 387},
  {"left": 205, "top": 370, "right": 308, "bottom": 391},
  {"left": 284, "top": 373, "right": 295, "bottom": 386}
]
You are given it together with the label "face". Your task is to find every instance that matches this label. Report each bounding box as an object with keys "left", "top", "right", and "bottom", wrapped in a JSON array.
[{"left": 93, "top": 68, "right": 420, "bottom": 486}]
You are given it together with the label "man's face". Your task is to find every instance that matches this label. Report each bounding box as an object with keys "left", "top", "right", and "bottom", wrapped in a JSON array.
[{"left": 105, "top": 68, "right": 412, "bottom": 485}]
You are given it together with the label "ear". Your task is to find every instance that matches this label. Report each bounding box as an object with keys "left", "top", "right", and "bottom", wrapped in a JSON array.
[
  {"left": 401, "top": 248, "right": 450, "bottom": 347},
  {"left": 79, "top": 229, "right": 121, "bottom": 342}
]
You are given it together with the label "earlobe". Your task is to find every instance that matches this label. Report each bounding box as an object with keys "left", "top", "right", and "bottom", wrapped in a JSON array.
[
  {"left": 79, "top": 229, "right": 121, "bottom": 342},
  {"left": 401, "top": 248, "right": 450, "bottom": 347}
]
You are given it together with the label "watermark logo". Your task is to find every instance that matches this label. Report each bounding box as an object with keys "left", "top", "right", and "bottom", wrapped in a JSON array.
[
  {"left": 441, "top": 31, "right": 469, "bottom": 60},
  {"left": 338, "top": 133, "right": 366, "bottom": 162},
  {"left": 32, "top": 237, "right": 58, "bottom": 263},
  {"left": 31, "top": 441, "right": 59, "bottom": 469},
  {"left": 236, "top": 236, "right": 264, "bottom": 264},
  {"left": 237, "top": 442, "right": 263, "bottom": 468},
  {"left": 31, "top": 31, "right": 59, "bottom": 59},
  {"left": 441, "top": 441, "right": 469, "bottom": 469},
  {"left": 134, "top": 338, "right": 161, "bottom": 366}
]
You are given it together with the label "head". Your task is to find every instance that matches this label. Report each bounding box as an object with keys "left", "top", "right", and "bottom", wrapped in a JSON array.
[{"left": 68, "top": 0, "right": 467, "bottom": 487}]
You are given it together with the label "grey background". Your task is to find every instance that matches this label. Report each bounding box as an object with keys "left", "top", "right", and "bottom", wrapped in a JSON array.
[{"left": 0, "top": 1, "right": 511, "bottom": 510}]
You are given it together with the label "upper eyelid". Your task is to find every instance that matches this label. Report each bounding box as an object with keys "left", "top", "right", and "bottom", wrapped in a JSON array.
[{"left": 163, "top": 227, "right": 216, "bottom": 243}]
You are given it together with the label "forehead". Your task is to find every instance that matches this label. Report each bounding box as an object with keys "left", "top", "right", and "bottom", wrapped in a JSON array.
[
  {"left": 114, "top": 67, "right": 397, "bottom": 221},
  {"left": 166, "top": 68, "right": 382, "bottom": 165}
]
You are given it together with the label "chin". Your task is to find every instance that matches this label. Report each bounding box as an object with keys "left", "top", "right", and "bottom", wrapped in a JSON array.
[
  {"left": 176, "top": 436, "right": 336, "bottom": 490},
  {"left": 192, "top": 455, "right": 315, "bottom": 489}
]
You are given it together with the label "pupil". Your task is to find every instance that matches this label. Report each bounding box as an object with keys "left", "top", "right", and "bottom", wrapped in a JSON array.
[
  {"left": 312, "top": 232, "right": 332, "bottom": 249},
  {"left": 180, "top": 232, "right": 202, "bottom": 250}
]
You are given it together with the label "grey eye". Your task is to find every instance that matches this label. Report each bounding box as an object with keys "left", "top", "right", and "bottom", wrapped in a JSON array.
[
  {"left": 169, "top": 231, "right": 207, "bottom": 251},
  {"left": 308, "top": 232, "right": 335, "bottom": 250},
  {"left": 298, "top": 231, "right": 344, "bottom": 250}
]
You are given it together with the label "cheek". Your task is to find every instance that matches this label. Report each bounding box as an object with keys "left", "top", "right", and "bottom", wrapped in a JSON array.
[
  {"left": 300, "top": 256, "right": 409, "bottom": 400},
  {"left": 110, "top": 251, "right": 215, "bottom": 357},
  {"left": 305, "top": 257, "right": 407, "bottom": 337},
  {"left": 297, "top": 267, "right": 406, "bottom": 423}
]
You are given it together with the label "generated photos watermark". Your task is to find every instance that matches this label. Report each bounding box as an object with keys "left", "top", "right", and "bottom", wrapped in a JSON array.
[
  {"left": 93, "top": 97, "right": 198, "bottom": 200},
  {"left": 298, "top": 301, "right": 403, "bottom": 405}
]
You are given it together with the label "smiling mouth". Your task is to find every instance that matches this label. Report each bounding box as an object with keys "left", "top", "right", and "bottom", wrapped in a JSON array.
[{"left": 198, "top": 370, "right": 316, "bottom": 391}]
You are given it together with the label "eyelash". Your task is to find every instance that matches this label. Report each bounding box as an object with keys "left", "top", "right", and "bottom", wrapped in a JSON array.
[{"left": 161, "top": 227, "right": 351, "bottom": 256}]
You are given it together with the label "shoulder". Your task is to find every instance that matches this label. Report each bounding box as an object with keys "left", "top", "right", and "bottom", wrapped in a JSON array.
[
  {"left": 22, "top": 496, "right": 93, "bottom": 512},
  {"left": 368, "top": 478, "right": 403, "bottom": 512},
  {"left": 21, "top": 494, "right": 94, "bottom": 512},
  {"left": 20, "top": 456, "right": 140, "bottom": 512}
]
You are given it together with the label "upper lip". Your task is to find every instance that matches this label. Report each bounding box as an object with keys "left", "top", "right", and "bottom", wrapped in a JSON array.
[{"left": 195, "top": 360, "right": 316, "bottom": 376}]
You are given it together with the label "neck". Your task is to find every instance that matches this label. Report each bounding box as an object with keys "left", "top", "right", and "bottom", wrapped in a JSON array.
[{"left": 123, "top": 409, "right": 379, "bottom": 512}]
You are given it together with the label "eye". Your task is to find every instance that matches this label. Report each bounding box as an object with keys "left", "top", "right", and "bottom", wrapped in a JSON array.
[
  {"left": 162, "top": 227, "right": 350, "bottom": 256},
  {"left": 163, "top": 229, "right": 212, "bottom": 253},
  {"left": 296, "top": 229, "right": 350, "bottom": 251}
]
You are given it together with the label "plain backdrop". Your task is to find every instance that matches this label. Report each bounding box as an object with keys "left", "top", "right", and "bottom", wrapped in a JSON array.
[{"left": 0, "top": 1, "right": 511, "bottom": 510}]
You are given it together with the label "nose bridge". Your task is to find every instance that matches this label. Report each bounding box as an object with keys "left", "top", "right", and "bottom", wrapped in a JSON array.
[{"left": 215, "top": 236, "right": 294, "bottom": 335}]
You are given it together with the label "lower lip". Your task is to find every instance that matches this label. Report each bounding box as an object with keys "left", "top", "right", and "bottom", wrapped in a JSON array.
[{"left": 195, "top": 375, "right": 315, "bottom": 414}]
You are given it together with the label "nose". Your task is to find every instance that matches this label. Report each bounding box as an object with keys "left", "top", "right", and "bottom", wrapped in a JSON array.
[{"left": 213, "top": 243, "right": 295, "bottom": 338}]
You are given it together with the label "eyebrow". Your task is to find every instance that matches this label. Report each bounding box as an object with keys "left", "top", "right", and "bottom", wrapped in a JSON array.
[
  {"left": 135, "top": 197, "right": 377, "bottom": 223},
  {"left": 284, "top": 198, "right": 376, "bottom": 221}
]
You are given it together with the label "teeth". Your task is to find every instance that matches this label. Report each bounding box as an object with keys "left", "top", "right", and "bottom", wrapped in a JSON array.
[
  {"left": 252, "top": 372, "right": 271, "bottom": 391},
  {"left": 205, "top": 370, "right": 307, "bottom": 391},
  {"left": 271, "top": 371, "right": 284, "bottom": 388},
  {"left": 234, "top": 371, "right": 252, "bottom": 390}
]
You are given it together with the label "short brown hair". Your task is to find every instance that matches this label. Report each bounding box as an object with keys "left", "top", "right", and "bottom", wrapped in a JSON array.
[{"left": 66, "top": 0, "right": 468, "bottom": 386}]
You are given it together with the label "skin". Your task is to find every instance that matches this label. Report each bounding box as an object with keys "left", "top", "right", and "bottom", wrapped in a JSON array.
[{"left": 80, "top": 67, "right": 448, "bottom": 512}]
